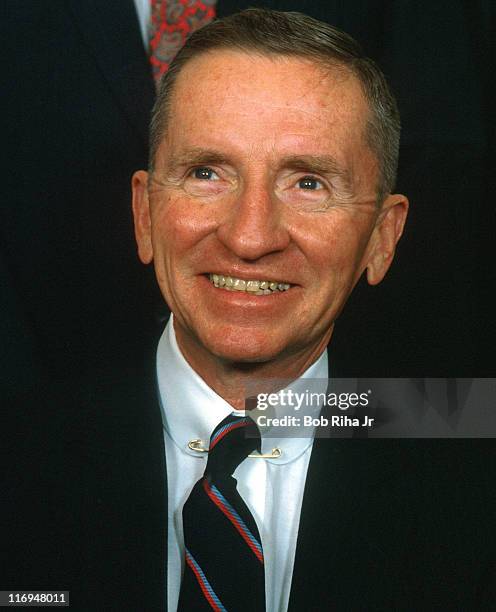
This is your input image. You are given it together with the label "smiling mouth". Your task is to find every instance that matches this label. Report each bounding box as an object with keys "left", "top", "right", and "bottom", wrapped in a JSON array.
[{"left": 208, "top": 273, "right": 292, "bottom": 295}]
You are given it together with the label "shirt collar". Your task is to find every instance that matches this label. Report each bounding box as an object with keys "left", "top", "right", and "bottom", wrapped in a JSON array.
[{"left": 156, "top": 315, "right": 328, "bottom": 466}]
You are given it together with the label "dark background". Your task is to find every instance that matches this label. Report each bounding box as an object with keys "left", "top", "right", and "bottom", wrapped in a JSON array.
[{"left": 2, "top": 0, "right": 494, "bottom": 401}]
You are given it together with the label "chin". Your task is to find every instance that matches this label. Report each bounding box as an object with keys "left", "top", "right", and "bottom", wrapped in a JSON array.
[{"left": 204, "top": 332, "right": 285, "bottom": 365}]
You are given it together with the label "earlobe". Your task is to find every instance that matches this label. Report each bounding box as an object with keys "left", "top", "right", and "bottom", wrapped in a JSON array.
[
  {"left": 131, "top": 170, "right": 154, "bottom": 264},
  {"left": 366, "top": 193, "right": 409, "bottom": 285}
]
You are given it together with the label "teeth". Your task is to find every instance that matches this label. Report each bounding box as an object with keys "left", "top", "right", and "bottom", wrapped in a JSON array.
[
  {"left": 246, "top": 280, "right": 260, "bottom": 292},
  {"left": 209, "top": 274, "right": 292, "bottom": 294},
  {"left": 233, "top": 279, "right": 246, "bottom": 291}
]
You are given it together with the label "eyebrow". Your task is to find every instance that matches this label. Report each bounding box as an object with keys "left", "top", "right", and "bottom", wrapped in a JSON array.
[
  {"left": 165, "top": 148, "right": 230, "bottom": 173},
  {"left": 279, "top": 154, "right": 352, "bottom": 185}
]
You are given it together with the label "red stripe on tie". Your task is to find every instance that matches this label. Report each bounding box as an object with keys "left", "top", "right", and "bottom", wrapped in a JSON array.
[
  {"left": 209, "top": 419, "right": 249, "bottom": 450},
  {"left": 203, "top": 479, "right": 264, "bottom": 564},
  {"left": 186, "top": 552, "right": 223, "bottom": 612}
]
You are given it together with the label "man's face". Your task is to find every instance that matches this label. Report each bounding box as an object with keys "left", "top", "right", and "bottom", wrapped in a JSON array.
[{"left": 133, "top": 51, "right": 407, "bottom": 368}]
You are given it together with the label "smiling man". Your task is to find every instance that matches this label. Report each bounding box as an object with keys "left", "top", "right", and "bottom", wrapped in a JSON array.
[
  {"left": 131, "top": 8, "right": 409, "bottom": 611},
  {"left": 132, "top": 16, "right": 408, "bottom": 408},
  {"left": 126, "top": 8, "right": 495, "bottom": 612}
]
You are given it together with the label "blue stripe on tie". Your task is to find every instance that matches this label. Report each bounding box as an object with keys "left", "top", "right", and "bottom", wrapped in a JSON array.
[
  {"left": 209, "top": 483, "right": 263, "bottom": 559},
  {"left": 210, "top": 417, "right": 250, "bottom": 447},
  {"left": 185, "top": 548, "right": 227, "bottom": 611}
]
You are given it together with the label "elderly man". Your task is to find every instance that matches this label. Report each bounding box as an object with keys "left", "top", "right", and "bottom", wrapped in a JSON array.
[
  {"left": 129, "top": 8, "right": 495, "bottom": 612},
  {"left": 132, "top": 7, "right": 409, "bottom": 611},
  {"left": 5, "top": 9, "right": 494, "bottom": 612}
]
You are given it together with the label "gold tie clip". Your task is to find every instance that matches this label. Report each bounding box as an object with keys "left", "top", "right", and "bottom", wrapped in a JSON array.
[{"left": 188, "top": 439, "right": 282, "bottom": 459}]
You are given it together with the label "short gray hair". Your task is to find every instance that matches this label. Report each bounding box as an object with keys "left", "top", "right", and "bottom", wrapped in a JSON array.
[{"left": 149, "top": 8, "right": 400, "bottom": 201}]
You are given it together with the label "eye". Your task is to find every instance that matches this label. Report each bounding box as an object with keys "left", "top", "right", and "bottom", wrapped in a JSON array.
[
  {"left": 275, "top": 172, "right": 331, "bottom": 212},
  {"left": 183, "top": 165, "right": 232, "bottom": 198},
  {"left": 192, "top": 167, "right": 219, "bottom": 180},
  {"left": 298, "top": 176, "right": 323, "bottom": 190}
]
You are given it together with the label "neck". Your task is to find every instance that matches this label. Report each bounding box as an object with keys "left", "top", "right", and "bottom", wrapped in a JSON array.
[{"left": 174, "top": 320, "right": 332, "bottom": 410}]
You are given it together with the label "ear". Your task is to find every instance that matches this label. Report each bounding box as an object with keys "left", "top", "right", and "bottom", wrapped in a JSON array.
[
  {"left": 131, "top": 170, "right": 154, "bottom": 264},
  {"left": 366, "top": 193, "right": 409, "bottom": 285}
]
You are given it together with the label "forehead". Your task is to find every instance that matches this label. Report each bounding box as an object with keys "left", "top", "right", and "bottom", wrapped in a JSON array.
[{"left": 162, "top": 50, "right": 374, "bottom": 174}]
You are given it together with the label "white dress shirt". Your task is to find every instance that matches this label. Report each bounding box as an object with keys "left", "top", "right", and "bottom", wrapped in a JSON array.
[
  {"left": 133, "top": 0, "right": 151, "bottom": 50},
  {"left": 156, "top": 317, "right": 328, "bottom": 612}
]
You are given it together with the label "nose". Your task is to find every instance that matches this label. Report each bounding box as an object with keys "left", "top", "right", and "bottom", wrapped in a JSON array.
[{"left": 216, "top": 180, "right": 290, "bottom": 261}]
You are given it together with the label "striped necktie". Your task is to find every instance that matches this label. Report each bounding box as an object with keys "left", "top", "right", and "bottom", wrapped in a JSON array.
[
  {"left": 178, "top": 414, "right": 266, "bottom": 611},
  {"left": 149, "top": 0, "right": 217, "bottom": 88}
]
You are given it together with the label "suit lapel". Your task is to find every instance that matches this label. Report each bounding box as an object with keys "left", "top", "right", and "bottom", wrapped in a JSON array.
[
  {"left": 288, "top": 355, "right": 412, "bottom": 609},
  {"left": 66, "top": 0, "right": 155, "bottom": 145},
  {"left": 78, "top": 354, "right": 167, "bottom": 610}
]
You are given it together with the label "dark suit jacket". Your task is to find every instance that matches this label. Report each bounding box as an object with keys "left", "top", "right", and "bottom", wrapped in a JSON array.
[
  {"left": 4, "top": 344, "right": 495, "bottom": 610},
  {"left": 2, "top": 1, "right": 159, "bottom": 393}
]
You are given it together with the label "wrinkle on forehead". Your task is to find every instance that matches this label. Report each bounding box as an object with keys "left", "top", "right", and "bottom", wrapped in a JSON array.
[{"left": 171, "top": 49, "right": 366, "bottom": 124}]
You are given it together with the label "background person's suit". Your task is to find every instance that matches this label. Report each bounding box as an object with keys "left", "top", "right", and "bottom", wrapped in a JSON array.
[{"left": 2, "top": 1, "right": 159, "bottom": 394}]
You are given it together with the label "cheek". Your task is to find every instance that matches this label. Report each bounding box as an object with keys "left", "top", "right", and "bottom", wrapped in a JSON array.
[
  {"left": 152, "top": 195, "right": 217, "bottom": 257},
  {"left": 295, "top": 213, "right": 372, "bottom": 279}
]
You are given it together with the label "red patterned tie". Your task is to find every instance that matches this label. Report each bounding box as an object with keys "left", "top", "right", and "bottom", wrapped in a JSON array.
[
  {"left": 178, "top": 414, "right": 266, "bottom": 611},
  {"left": 149, "top": 0, "right": 217, "bottom": 87}
]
